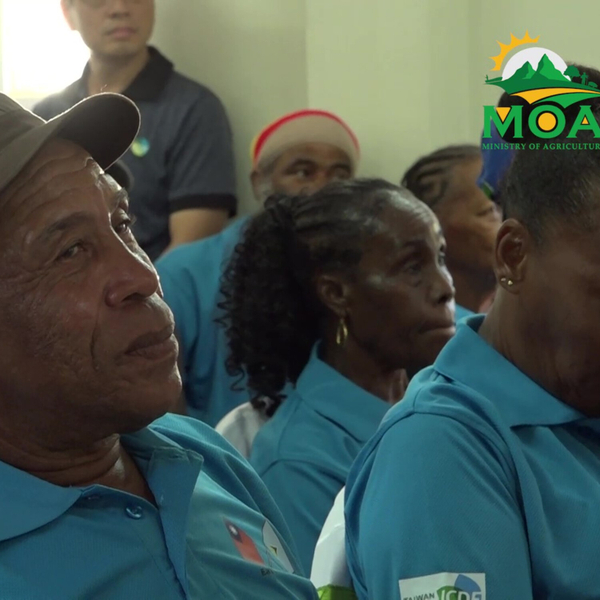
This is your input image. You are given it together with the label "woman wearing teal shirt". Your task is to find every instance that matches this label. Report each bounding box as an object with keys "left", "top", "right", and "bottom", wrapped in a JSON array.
[
  {"left": 219, "top": 178, "right": 456, "bottom": 574},
  {"left": 346, "top": 100, "right": 600, "bottom": 600}
]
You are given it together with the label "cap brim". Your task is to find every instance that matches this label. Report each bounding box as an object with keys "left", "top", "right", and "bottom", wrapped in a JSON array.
[
  {"left": 0, "top": 93, "right": 140, "bottom": 193},
  {"left": 106, "top": 160, "right": 134, "bottom": 192}
]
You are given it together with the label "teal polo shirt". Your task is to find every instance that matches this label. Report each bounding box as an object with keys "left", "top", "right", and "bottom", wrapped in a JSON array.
[
  {"left": 346, "top": 315, "right": 600, "bottom": 600},
  {"left": 454, "top": 303, "right": 474, "bottom": 322},
  {"left": 0, "top": 414, "right": 317, "bottom": 599},
  {"left": 250, "top": 345, "right": 390, "bottom": 576},
  {"left": 156, "top": 217, "right": 251, "bottom": 426}
]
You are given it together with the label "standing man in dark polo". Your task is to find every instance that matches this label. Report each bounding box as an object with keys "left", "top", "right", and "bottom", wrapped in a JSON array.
[{"left": 34, "top": 0, "right": 236, "bottom": 262}]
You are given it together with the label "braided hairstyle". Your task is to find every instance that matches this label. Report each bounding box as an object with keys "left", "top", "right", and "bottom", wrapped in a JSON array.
[
  {"left": 218, "top": 178, "right": 401, "bottom": 416},
  {"left": 401, "top": 145, "right": 481, "bottom": 211}
]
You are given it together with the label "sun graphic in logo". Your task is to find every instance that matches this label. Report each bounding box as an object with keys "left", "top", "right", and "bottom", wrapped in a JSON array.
[
  {"left": 486, "top": 32, "right": 600, "bottom": 109},
  {"left": 489, "top": 31, "right": 540, "bottom": 71}
]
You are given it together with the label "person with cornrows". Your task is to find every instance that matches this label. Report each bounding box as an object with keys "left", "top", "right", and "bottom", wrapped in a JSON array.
[
  {"left": 402, "top": 145, "right": 502, "bottom": 320},
  {"left": 219, "top": 178, "right": 456, "bottom": 574}
]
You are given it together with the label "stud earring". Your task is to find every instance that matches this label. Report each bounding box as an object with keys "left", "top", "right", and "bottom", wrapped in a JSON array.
[{"left": 500, "top": 276, "right": 514, "bottom": 286}]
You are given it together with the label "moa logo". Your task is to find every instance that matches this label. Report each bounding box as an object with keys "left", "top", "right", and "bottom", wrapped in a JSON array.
[{"left": 483, "top": 32, "right": 600, "bottom": 142}]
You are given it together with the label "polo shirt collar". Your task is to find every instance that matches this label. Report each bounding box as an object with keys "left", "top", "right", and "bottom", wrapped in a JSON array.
[
  {"left": 0, "top": 459, "right": 81, "bottom": 542},
  {"left": 295, "top": 343, "right": 390, "bottom": 442},
  {"left": 74, "top": 46, "right": 173, "bottom": 103},
  {"left": 435, "top": 316, "right": 585, "bottom": 427},
  {"left": 0, "top": 424, "right": 190, "bottom": 542}
]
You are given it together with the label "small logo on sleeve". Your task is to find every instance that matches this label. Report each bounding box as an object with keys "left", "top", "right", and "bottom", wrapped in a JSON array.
[{"left": 399, "top": 573, "right": 486, "bottom": 600}]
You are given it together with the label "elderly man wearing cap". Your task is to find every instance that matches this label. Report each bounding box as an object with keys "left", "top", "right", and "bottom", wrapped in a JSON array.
[
  {"left": 0, "top": 93, "right": 318, "bottom": 599},
  {"left": 156, "top": 109, "right": 360, "bottom": 426}
]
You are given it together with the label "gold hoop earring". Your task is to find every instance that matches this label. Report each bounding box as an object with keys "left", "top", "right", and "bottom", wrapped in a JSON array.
[{"left": 336, "top": 318, "right": 348, "bottom": 346}]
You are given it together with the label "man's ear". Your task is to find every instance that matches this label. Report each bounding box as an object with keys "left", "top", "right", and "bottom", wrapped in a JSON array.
[
  {"left": 61, "top": 0, "right": 78, "bottom": 31},
  {"left": 495, "top": 218, "right": 530, "bottom": 292},
  {"left": 315, "top": 272, "right": 351, "bottom": 319},
  {"left": 250, "top": 169, "right": 264, "bottom": 204}
]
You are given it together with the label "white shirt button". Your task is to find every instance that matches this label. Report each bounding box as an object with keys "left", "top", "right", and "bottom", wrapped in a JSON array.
[{"left": 125, "top": 505, "right": 144, "bottom": 519}]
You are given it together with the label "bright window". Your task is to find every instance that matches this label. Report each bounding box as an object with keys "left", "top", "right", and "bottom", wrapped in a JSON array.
[{"left": 0, "top": 0, "right": 89, "bottom": 107}]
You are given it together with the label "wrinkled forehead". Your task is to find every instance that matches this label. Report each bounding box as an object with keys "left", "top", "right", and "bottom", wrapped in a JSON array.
[
  {"left": 388, "top": 189, "right": 439, "bottom": 222},
  {"left": 379, "top": 191, "right": 443, "bottom": 241},
  {"left": 271, "top": 142, "right": 352, "bottom": 171},
  {"left": 0, "top": 139, "right": 104, "bottom": 228}
]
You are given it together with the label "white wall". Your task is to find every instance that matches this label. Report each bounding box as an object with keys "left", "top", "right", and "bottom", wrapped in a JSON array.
[
  {"left": 306, "top": 0, "right": 473, "bottom": 186},
  {"left": 153, "top": 0, "right": 308, "bottom": 216},
  {"left": 0, "top": 0, "right": 89, "bottom": 109}
]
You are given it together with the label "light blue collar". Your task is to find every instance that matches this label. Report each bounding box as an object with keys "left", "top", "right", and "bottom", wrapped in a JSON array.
[
  {"left": 434, "top": 315, "right": 586, "bottom": 427},
  {"left": 455, "top": 304, "right": 475, "bottom": 322},
  {"left": 0, "top": 425, "right": 193, "bottom": 542},
  {"left": 294, "top": 344, "right": 390, "bottom": 442}
]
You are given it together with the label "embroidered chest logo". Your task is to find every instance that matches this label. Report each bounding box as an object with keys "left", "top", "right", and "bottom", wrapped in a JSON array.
[{"left": 224, "top": 518, "right": 295, "bottom": 574}]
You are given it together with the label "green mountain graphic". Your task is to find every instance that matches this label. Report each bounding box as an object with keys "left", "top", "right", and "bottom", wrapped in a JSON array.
[
  {"left": 536, "top": 54, "right": 568, "bottom": 81},
  {"left": 512, "top": 61, "right": 535, "bottom": 80},
  {"left": 484, "top": 53, "right": 600, "bottom": 102},
  {"left": 489, "top": 54, "right": 570, "bottom": 94}
]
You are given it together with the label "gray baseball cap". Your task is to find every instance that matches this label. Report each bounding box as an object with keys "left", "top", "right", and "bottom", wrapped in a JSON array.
[{"left": 0, "top": 92, "right": 140, "bottom": 194}]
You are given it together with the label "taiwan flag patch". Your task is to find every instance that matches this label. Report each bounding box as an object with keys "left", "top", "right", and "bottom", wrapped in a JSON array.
[{"left": 224, "top": 519, "right": 265, "bottom": 565}]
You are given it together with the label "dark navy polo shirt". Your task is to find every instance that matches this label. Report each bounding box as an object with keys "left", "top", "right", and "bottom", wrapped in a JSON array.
[{"left": 33, "top": 47, "right": 237, "bottom": 261}]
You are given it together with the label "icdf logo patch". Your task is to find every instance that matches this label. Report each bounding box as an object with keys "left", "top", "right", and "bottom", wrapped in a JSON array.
[{"left": 399, "top": 572, "right": 485, "bottom": 600}]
